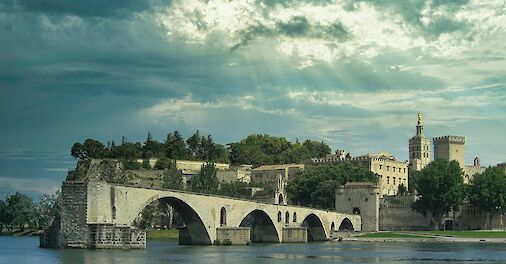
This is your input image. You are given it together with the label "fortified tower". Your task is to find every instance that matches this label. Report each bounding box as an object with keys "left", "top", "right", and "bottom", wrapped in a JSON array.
[
  {"left": 433, "top": 136, "right": 465, "bottom": 168},
  {"left": 408, "top": 113, "right": 431, "bottom": 171}
]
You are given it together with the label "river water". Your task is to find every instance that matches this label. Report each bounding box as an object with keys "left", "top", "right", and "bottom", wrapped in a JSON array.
[{"left": 2, "top": 236, "right": 506, "bottom": 264}]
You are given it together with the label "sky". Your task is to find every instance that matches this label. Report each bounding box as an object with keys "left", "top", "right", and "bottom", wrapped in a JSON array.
[{"left": 0, "top": 0, "right": 505, "bottom": 199}]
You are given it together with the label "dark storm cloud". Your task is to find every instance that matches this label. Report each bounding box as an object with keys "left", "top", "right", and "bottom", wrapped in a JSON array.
[
  {"left": 1, "top": 0, "right": 172, "bottom": 17},
  {"left": 232, "top": 15, "right": 350, "bottom": 50}
]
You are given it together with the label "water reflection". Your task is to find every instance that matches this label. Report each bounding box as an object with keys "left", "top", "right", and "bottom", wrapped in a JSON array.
[{"left": 2, "top": 236, "right": 506, "bottom": 264}]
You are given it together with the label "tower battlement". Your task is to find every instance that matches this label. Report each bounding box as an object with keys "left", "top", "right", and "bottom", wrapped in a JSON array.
[{"left": 433, "top": 136, "right": 465, "bottom": 144}]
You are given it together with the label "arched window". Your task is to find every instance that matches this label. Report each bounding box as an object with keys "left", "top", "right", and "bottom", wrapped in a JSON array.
[
  {"left": 353, "top": 207, "right": 361, "bottom": 215},
  {"left": 285, "top": 212, "right": 290, "bottom": 224},
  {"left": 331, "top": 222, "right": 335, "bottom": 231},
  {"left": 293, "top": 212, "right": 297, "bottom": 222},
  {"left": 278, "top": 211, "right": 282, "bottom": 222},
  {"left": 278, "top": 194, "right": 284, "bottom": 205},
  {"left": 220, "top": 207, "right": 227, "bottom": 226}
]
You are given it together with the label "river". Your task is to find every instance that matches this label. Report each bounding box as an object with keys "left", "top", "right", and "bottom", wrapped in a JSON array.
[{"left": 2, "top": 236, "right": 506, "bottom": 264}]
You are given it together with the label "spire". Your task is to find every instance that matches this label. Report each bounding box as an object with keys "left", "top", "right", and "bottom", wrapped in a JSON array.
[{"left": 416, "top": 112, "right": 424, "bottom": 135}]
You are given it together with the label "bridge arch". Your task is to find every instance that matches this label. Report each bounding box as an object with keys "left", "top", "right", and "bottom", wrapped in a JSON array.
[
  {"left": 134, "top": 196, "right": 212, "bottom": 245},
  {"left": 338, "top": 217, "right": 354, "bottom": 231},
  {"left": 301, "top": 213, "right": 327, "bottom": 241},
  {"left": 240, "top": 210, "right": 280, "bottom": 243}
]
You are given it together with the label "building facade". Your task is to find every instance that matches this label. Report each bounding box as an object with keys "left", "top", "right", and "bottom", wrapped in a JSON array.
[
  {"left": 250, "top": 164, "right": 305, "bottom": 185},
  {"left": 408, "top": 113, "right": 432, "bottom": 171},
  {"left": 433, "top": 136, "right": 466, "bottom": 167},
  {"left": 313, "top": 152, "right": 408, "bottom": 197}
]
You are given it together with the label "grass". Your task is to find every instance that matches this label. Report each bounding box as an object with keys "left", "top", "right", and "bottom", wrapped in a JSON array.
[
  {"left": 358, "top": 232, "right": 430, "bottom": 239},
  {"left": 412, "top": 231, "right": 506, "bottom": 238},
  {"left": 146, "top": 229, "right": 179, "bottom": 240}
]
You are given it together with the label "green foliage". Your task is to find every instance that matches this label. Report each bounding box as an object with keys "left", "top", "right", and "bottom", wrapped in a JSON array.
[
  {"left": 165, "top": 131, "right": 190, "bottom": 160},
  {"left": 190, "top": 163, "right": 219, "bottom": 194},
  {"left": 218, "top": 182, "right": 250, "bottom": 198},
  {"left": 142, "top": 132, "right": 165, "bottom": 158},
  {"left": 412, "top": 159, "right": 465, "bottom": 229},
  {"left": 122, "top": 159, "right": 142, "bottom": 170},
  {"left": 229, "top": 134, "right": 331, "bottom": 166},
  {"left": 286, "top": 163, "right": 378, "bottom": 209},
  {"left": 111, "top": 142, "right": 142, "bottom": 159},
  {"left": 142, "top": 159, "right": 151, "bottom": 169},
  {"left": 4, "top": 193, "right": 36, "bottom": 231},
  {"left": 468, "top": 167, "right": 506, "bottom": 226},
  {"left": 154, "top": 157, "right": 172, "bottom": 170},
  {"left": 36, "top": 191, "right": 61, "bottom": 230},
  {"left": 71, "top": 139, "right": 106, "bottom": 159},
  {"left": 397, "top": 183, "right": 408, "bottom": 196},
  {"left": 161, "top": 160, "right": 184, "bottom": 190},
  {"left": 0, "top": 200, "right": 7, "bottom": 233}
]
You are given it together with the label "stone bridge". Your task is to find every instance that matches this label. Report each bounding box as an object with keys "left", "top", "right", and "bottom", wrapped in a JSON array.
[{"left": 41, "top": 180, "right": 360, "bottom": 248}]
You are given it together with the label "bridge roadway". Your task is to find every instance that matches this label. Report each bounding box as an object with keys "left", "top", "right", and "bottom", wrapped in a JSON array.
[{"left": 43, "top": 180, "right": 361, "bottom": 248}]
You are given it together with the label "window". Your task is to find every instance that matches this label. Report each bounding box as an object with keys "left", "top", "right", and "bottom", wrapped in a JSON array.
[
  {"left": 387, "top": 177, "right": 390, "bottom": 184},
  {"left": 278, "top": 211, "right": 282, "bottom": 222},
  {"left": 387, "top": 166, "right": 390, "bottom": 171},
  {"left": 379, "top": 165, "right": 383, "bottom": 170},
  {"left": 293, "top": 212, "right": 297, "bottom": 222},
  {"left": 393, "top": 167, "right": 396, "bottom": 172},
  {"left": 220, "top": 207, "right": 227, "bottom": 226},
  {"left": 393, "top": 177, "right": 396, "bottom": 184},
  {"left": 285, "top": 212, "right": 290, "bottom": 224}
]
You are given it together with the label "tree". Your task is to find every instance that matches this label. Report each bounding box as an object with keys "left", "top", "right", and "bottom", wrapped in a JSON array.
[
  {"left": 161, "top": 160, "right": 184, "bottom": 190},
  {"left": 165, "top": 131, "right": 189, "bottom": 160},
  {"left": 229, "top": 134, "right": 331, "bottom": 166},
  {"left": 286, "top": 163, "right": 378, "bottom": 209},
  {"left": 218, "top": 182, "right": 249, "bottom": 198},
  {"left": 142, "top": 132, "right": 164, "bottom": 158},
  {"left": 190, "top": 163, "right": 219, "bottom": 194},
  {"left": 468, "top": 167, "right": 506, "bottom": 229},
  {"left": 186, "top": 130, "right": 201, "bottom": 159},
  {"left": 412, "top": 159, "right": 465, "bottom": 230},
  {"left": 36, "top": 191, "right": 61, "bottom": 230},
  {"left": 71, "top": 139, "right": 106, "bottom": 159},
  {"left": 5, "top": 193, "right": 36, "bottom": 231},
  {"left": 0, "top": 199, "right": 7, "bottom": 233},
  {"left": 397, "top": 183, "right": 408, "bottom": 196}
]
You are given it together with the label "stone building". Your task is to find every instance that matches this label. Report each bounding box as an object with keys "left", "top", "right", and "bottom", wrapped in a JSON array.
[
  {"left": 353, "top": 152, "right": 408, "bottom": 197},
  {"left": 250, "top": 164, "right": 305, "bottom": 185},
  {"left": 463, "top": 157, "right": 487, "bottom": 184},
  {"left": 498, "top": 162, "right": 506, "bottom": 173},
  {"left": 433, "top": 136, "right": 466, "bottom": 167},
  {"left": 432, "top": 136, "right": 487, "bottom": 183},
  {"left": 408, "top": 113, "right": 432, "bottom": 171},
  {"left": 335, "top": 182, "right": 380, "bottom": 231},
  {"left": 313, "top": 152, "right": 408, "bottom": 197}
]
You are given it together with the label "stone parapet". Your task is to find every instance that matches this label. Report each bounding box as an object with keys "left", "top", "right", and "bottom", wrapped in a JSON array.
[{"left": 433, "top": 136, "right": 465, "bottom": 144}]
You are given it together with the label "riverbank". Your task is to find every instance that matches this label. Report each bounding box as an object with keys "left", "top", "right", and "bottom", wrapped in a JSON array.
[
  {"left": 146, "top": 229, "right": 179, "bottom": 240},
  {"left": 0, "top": 229, "right": 43, "bottom": 236},
  {"left": 341, "top": 231, "right": 506, "bottom": 243}
]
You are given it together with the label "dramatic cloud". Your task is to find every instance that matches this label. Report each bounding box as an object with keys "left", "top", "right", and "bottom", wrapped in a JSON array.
[{"left": 0, "top": 0, "right": 505, "bottom": 196}]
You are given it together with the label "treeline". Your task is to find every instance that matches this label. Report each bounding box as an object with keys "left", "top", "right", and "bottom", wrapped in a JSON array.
[
  {"left": 71, "top": 132, "right": 331, "bottom": 166},
  {"left": 411, "top": 159, "right": 506, "bottom": 230},
  {"left": 71, "top": 130, "right": 229, "bottom": 163},
  {"left": 229, "top": 134, "right": 330, "bottom": 166},
  {"left": 0, "top": 192, "right": 59, "bottom": 234}
]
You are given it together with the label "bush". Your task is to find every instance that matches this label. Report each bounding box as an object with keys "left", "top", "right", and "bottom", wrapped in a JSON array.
[{"left": 122, "top": 160, "right": 142, "bottom": 170}]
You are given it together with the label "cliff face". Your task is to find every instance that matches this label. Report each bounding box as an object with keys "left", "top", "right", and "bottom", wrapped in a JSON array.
[{"left": 66, "top": 159, "right": 127, "bottom": 183}]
